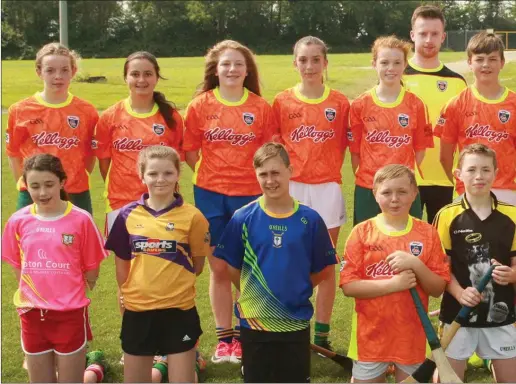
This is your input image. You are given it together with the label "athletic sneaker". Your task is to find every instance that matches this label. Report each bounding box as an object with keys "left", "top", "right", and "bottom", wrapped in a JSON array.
[
  {"left": 230, "top": 339, "right": 242, "bottom": 363},
  {"left": 211, "top": 341, "right": 232, "bottom": 363}
]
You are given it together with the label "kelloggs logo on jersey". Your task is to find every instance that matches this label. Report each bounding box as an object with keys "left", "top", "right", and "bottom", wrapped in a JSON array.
[
  {"left": 465, "top": 124, "right": 509, "bottom": 143},
  {"left": 365, "top": 260, "right": 395, "bottom": 278},
  {"left": 31, "top": 132, "right": 79, "bottom": 149},
  {"left": 365, "top": 130, "right": 411, "bottom": 148},
  {"left": 291, "top": 125, "right": 335, "bottom": 143},
  {"left": 133, "top": 238, "right": 177, "bottom": 255},
  {"left": 204, "top": 128, "right": 256, "bottom": 146},
  {"left": 113, "top": 137, "right": 147, "bottom": 151}
]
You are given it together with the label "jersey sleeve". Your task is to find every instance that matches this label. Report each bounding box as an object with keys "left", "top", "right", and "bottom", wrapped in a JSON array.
[
  {"left": 433, "top": 208, "right": 452, "bottom": 256},
  {"left": 1, "top": 217, "right": 21, "bottom": 268},
  {"left": 104, "top": 211, "right": 131, "bottom": 260},
  {"left": 424, "top": 227, "right": 451, "bottom": 282},
  {"left": 271, "top": 97, "right": 285, "bottom": 144},
  {"left": 339, "top": 226, "right": 364, "bottom": 287},
  {"left": 434, "top": 98, "right": 460, "bottom": 144},
  {"left": 81, "top": 215, "right": 109, "bottom": 271},
  {"left": 348, "top": 99, "right": 363, "bottom": 154},
  {"left": 340, "top": 98, "right": 351, "bottom": 149},
  {"left": 93, "top": 111, "right": 112, "bottom": 159},
  {"left": 85, "top": 108, "right": 99, "bottom": 158},
  {"left": 183, "top": 102, "right": 203, "bottom": 152},
  {"left": 212, "top": 213, "right": 245, "bottom": 270},
  {"left": 188, "top": 210, "right": 210, "bottom": 258},
  {"left": 6, "top": 105, "right": 28, "bottom": 157},
  {"left": 311, "top": 215, "right": 338, "bottom": 273},
  {"left": 172, "top": 110, "right": 185, "bottom": 161},
  {"left": 413, "top": 97, "right": 433, "bottom": 150},
  {"left": 262, "top": 102, "right": 280, "bottom": 143}
]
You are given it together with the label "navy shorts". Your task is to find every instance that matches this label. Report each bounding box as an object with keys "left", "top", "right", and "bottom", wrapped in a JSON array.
[{"left": 194, "top": 185, "right": 260, "bottom": 246}]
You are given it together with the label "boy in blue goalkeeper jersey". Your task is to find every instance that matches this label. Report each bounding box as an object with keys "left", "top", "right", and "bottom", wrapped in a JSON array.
[{"left": 213, "top": 142, "right": 338, "bottom": 383}]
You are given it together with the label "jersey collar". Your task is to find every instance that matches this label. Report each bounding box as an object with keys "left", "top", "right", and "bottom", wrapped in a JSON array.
[
  {"left": 30, "top": 201, "right": 73, "bottom": 220},
  {"left": 258, "top": 195, "right": 299, "bottom": 218},
  {"left": 293, "top": 84, "right": 330, "bottom": 104},
  {"left": 461, "top": 191, "right": 498, "bottom": 211},
  {"left": 34, "top": 92, "right": 74, "bottom": 108},
  {"left": 371, "top": 86, "right": 405, "bottom": 108},
  {"left": 139, "top": 193, "right": 183, "bottom": 217},
  {"left": 408, "top": 58, "right": 444, "bottom": 73},
  {"left": 470, "top": 85, "right": 509, "bottom": 104},
  {"left": 374, "top": 214, "right": 413, "bottom": 237},
  {"left": 213, "top": 87, "right": 249, "bottom": 106},
  {"left": 124, "top": 98, "right": 159, "bottom": 118}
]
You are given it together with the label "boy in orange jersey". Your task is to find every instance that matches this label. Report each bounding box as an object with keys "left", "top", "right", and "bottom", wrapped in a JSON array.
[
  {"left": 350, "top": 35, "right": 434, "bottom": 225},
  {"left": 340, "top": 164, "right": 450, "bottom": 383},
  {"left": 437, "top": 32, "right": 516, "bottom": 205}
]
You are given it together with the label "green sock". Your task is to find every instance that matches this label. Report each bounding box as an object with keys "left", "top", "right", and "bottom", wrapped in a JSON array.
[{"left": 314, "top": 322, "right": 330, "bottom": 345}]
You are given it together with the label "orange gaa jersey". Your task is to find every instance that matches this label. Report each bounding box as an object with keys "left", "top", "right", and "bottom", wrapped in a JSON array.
[
  {"left": 339, "top": 215, "right": 450, "bottom": 364},
  {"left": 272, "top": 85, "right": 350, "bottom": 184},
  {"left": 435, "top": 86, "right": 516, "bottom": 194},
  {"left": 183, "top": 88, "right": 277, "bottom": 196},
  {"left": 94, "top": 99, "right": 184, "bottom": 212},
  {"left": 6, "top": 92, "right": 98, "bottom": 193},
  {"left": 349, "top": 87, "right": 433, "bottom": 189}
]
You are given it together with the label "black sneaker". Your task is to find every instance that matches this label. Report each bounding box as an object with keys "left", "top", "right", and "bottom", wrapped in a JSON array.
[{"left": 314, "top": 340, "right": 333, "bottom": 357}]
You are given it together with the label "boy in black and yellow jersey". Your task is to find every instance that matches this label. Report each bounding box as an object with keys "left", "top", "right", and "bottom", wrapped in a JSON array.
[
  {"left": 403, "top": 5, "right": 467, "bottom": 223},
  {"left": 433, "top": 144, "right": 516, "bottom": 383}
]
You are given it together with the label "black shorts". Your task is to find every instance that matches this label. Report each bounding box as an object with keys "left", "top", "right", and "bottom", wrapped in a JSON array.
[
  {"left": 241, "top": 326, "right": 310, "bottom": 383},
  {"left": 419, "top": 186, "right": 454, "bottom": 224},
  {"left": 121, "top": 307, "right": 202, "bottom": 356}
]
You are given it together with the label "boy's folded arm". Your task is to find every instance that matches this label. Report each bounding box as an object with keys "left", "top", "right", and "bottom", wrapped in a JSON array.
[{"left": 412, "top": 258, "right": 447, "bottom": 297}]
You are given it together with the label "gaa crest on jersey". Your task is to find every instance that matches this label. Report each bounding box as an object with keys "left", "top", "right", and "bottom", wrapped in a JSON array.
[
  {"left": 5, "top": 132, "right": 9, "bottom": 143},
  {"left": 165, "top": 222, "right": 174, "bottom": 231},
  {"left": 437, "top": 80, "right": 448, "bottom": 92},
  {"left": 67, "top": 116, "right": 80, "bottom": 129},
  {"left": 409, "top": 241, "right": 423, "bottom": 257},
  {"left": 62, "top": 233, "right": 75, "bottom": 246},
  {"left": 243, "top": 112, "right": 255, "bottom": 126},
  {"left": 498, "top": 110, "right": 511, "bottom": 124},
  {"left": 153, "top": 123, "right": 165, "bottom": 136},
  {"left": 91, "top": 139, "right": 98, "bottom": 150},
  {"left": 272, "top": 232, "right": 283, "bottom": 248},
  {"left": 398, "top": 113, "right": 409, "bottom": 128},
  {"left": 325, "top": 108, "right": 337, "bottom": 122}
]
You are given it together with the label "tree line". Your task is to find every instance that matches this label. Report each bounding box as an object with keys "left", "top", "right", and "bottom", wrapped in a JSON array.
[{"left": 2, "top": 0, "right": 516, "bottom": 60}]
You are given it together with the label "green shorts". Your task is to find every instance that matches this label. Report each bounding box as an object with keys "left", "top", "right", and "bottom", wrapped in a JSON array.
[
  {"left": 353, "top": 185, "right": 422, "bottom": 226},
  {"left": 16, "top": 190, "right": 93, "bottom": 214}
]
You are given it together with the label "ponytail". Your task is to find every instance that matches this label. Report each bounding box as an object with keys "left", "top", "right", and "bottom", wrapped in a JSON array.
[
  {"left": 153, "top": 91, "right": 177, "bottom": 131},
  {"left": 60, "top": 188, "right": 69, "bottom": 201}
]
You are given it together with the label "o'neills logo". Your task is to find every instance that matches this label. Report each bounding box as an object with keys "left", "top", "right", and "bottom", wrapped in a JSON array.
[
  {"left": 32, "top": 131, "right": 79, "bottom": 149},
  {"left": 291, "top": 125, "right": 335, "bottom": 143},
  {"left": 113, "top": 137, "right": 147, "bottom": 151},
  {"left": 204, "top": 128, "right": 256, "bottom": 146},
  {"left": 465, "top": 124, "right": 509, "bottom": 143},
  {"left": 365, "top": 260, "right": 395, "bottom": 278},
  {"left": 365, "top": 130, "right": 411, "bottom": 148}
]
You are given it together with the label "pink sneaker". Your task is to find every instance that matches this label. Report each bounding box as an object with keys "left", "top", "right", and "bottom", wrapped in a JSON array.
[
  {"left": 211, "top": 341, "right": 232, "bottom": 364},
  {"left": 230, "top": 339, "right": 242, "bottom": 363}
]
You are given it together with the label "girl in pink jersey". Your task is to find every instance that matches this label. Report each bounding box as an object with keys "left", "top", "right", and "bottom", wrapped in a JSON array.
[
  {"left": 272, "top": 35, "right": 351, "bottom": 350},
  {"left": 2, "top": 154, "right": 108, "bottom": 383},
  {"left": 183, "top": 40, "right": 277, "bottom": 364},
  {"left": 6, "top": 43, "right": 98, "bottom": 214}
]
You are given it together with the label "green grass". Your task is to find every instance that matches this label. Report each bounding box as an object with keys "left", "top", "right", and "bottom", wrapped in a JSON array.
[{"left": 2, "top": 52, "right": 512, "bottom": 383}]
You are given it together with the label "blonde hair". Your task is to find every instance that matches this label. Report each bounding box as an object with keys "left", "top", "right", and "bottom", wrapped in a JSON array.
[
  {"left": 466, "top": 32, "right": 505, "bottom": 61},
  {"left": 458, "top": 143, "right": 497, "bottom": 169},
  {"left": 196, "top": 40, "right": 261, "bottom": 96},
  {"left": 137, "top": 145, "right": 181, "bottom": 193},
  {"left": 35, "top": 42, "right": 80, "bottom": 72},
  {"left": 253, "top": 142, "right": 290, "bottom": 169},
  {"left": 372, "top": 35, "right": 412, "bottom": 63},
  {"left": 373, "top": 164, "right": 417, "bottom": 192}
]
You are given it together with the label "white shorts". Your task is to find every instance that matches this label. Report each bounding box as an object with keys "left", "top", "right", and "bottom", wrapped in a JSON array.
[
  {"left": 352, "top": 361, "right": 421, "bottom": 381},
  {"left": 105, "top": 209, "right": 121, "bottom": 237},
  {"left": 454, "top": 189, "right": 516, "bottom": 205},
  {"left": 444, "top": 324, "right": 516, "bottom": 360},
  {"left": 289, "top": 181, "right": 346, "bottom": 229}
]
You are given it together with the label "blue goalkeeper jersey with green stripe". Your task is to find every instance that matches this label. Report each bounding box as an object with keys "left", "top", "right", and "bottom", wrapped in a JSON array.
[{"left": 213, "top": 196, "right": 338, "bottom": 332}]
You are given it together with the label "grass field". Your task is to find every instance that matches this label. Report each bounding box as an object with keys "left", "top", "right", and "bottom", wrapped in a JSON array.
[{"left": 2, "top": 52, "right": 515, "bottom": 383}]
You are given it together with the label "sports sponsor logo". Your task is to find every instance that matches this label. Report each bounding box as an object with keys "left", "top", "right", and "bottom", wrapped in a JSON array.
[
  {"left": 32, "top": 131, "right": 80, "bottom": 149},
  {"left": 498, "top": 110, "right": 511, "bottom": 124},
  {"left": 409, "top": 241, "right": 423, "bottom": 257},
  {"left": 113, "top": 138, "right": 148, "bottom": 151},
  {"left": 339, "top": 260, "right": 346, "bottom": 272},
  {"left": 398, "top": 113, "right": 409, "bottom": 128},
  {"left": 500, "top": 346, "right": 516, "bottom": 352},
  {"left": 22, "top": 249, "right": 71, "bottom": 273},
  {"left": 363, "top": 116, "right": 376, "bottom": 122},
  {"left": 288, "top": 112, "right": 302, "bottom": 119},
  {"left": 243, "top": 112, "right": 255, "bottom": 126},
  {"left": 453, "top": 229, "right": 473, "bottom": 234},
  {"left": 204, "top": 128, "right": 256, "bottom": 146},
  {"left": 153, "top": 123, "right": 165, "bottom": 136},
  {"left": 206, "top": 115, "right": 219, "bottom": 120},
  {"left": 465, "top": 124, "right": 509, "bottom": 143},
  {"left": 67, "top": 116, "right": 80, "bottom": 129},
  {"left": 347, "top": 130, "right": 353, "bottom": 142},
  {"left": 365, "top": 130, "right": 411, "bottom": 148},
  {"left": 465, "top": 233, "right": 482, "bottom": 243},
  {"left": 132, "top": 238, "right": 177, "bottom": 255},
  {"left": 437, "top": 80, "right": 448, "bottom": 91},
  {"left": 91, "top": 139, "right": 98, "bottom": 150},
  {"left": 325, "top": 108, "right": 336, "bottom": 122},
  {"left": 365, "top": 260, "right": 394, "bottom": 278},
  {"left": 290, "top": 125, "right": 335, "bottom": 143}
]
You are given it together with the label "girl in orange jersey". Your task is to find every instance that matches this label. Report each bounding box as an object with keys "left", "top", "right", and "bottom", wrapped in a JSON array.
[
  {"left": 183, "top": 40, "right": 277, "bottom": 364},
  {"left": 349, "top": 35, "right": 434, "bottom": 226},
  {"left": 272, "top": 36, "right": 350, "bottom": 350},
  {"left": 6, "top": 43, "right": 98, "bottom": 213},
  {"left": 94, "top": 51, "right": 183, "bottom": 235}
]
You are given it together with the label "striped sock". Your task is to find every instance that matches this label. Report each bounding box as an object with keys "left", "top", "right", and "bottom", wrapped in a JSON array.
[
  {"left": 215, "top": 327, "right": 233, "bottom": 344},
  {"left": 233, "top": 325, "right": 241, "bottom": 342},
  {"left": 314, "top": 322, "right": 330, "bottom": 345}
]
